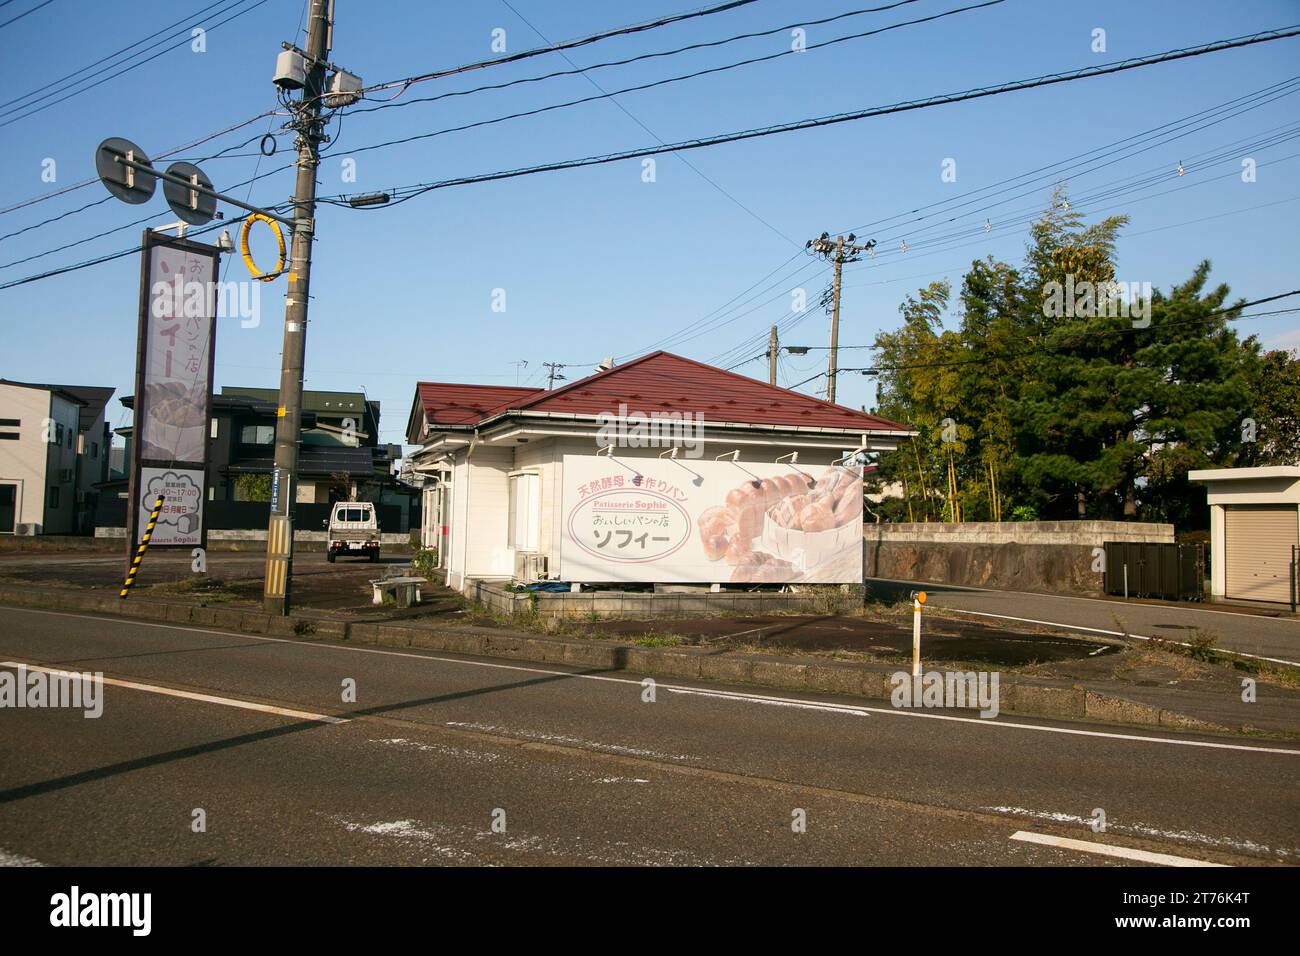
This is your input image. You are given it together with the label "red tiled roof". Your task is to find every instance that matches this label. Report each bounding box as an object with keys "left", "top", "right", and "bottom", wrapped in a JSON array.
[
  {"left": 418, "top": 353, "right": 909, "bottom": 433},
  {"left": 414, "top": 382, "right": 543, "bottom": 426}
]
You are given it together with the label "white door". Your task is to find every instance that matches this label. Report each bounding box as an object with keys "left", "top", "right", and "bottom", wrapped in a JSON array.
[{"left": 1224, "top": 504, "right": 1298, "bottom": 603}]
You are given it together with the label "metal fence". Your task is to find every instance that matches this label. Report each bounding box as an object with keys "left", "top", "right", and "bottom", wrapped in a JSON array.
[{"left": 1103, "top": 541, "right": 1205, "bottom": 602}]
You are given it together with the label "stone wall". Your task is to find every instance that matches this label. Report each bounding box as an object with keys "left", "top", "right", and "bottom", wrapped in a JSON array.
[{"left": 863, "top": 521, "right": 1174, "bottom": 595}]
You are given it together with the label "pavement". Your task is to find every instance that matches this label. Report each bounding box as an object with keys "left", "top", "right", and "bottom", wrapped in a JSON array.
[
  {"left": 867, "top": 577, "right": 1300, "bottom": 666},
  {"left": 0, "top": 605, "right": 1297, "bottom": 866}
]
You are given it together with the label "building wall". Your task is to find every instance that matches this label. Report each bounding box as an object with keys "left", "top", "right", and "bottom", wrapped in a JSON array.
[
  {"left": 446, "top": 443, "right": 514, "bottom": 587},
  {"left": 0, "top": 386, "right": 82, "bottom": 534},
  {"left": 74, "top": 405, "right": 109, "bottom": 535},
  {"left": 0, "top": 384, "right": 50, "bottom": 532},
  {"left": 433, "top": 428, "right": 866, "bottom": 591},
  {"left": 46, "top": 392, "right": 83, "bottom": 535},
  {"left": 1199, "top": 475, "right": 1300, "bottom": 602}
]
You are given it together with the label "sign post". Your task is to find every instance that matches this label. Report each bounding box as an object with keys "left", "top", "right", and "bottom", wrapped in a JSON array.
[
  {"left": 911, "top": 590, "right": 926, "bottom": 677},
  {"left": 123, "top": 230, "right": 221, "bottom": 578}
]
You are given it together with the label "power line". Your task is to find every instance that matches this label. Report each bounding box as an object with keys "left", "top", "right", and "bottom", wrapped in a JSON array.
[
  {"left": 319, "top": 27, "right": 1300, "bottom": 212},
  {"left": 835, "top": 74, "right": 1300, "bottom": 239},
  {"left": 0, "top": 0, "right": 54, "bottom": 32},
  {"left": 0, "top": 0, "right": 271, "bottom": 130},
  {"left": 0, "top": 0, "right": 238, "bottom": 118},
  {"left": 324, "top": 0, "right": 1008, "bottom": 168},
  {"left": 783, "top": 292, "right": 1300, "bottom": 388},
  {"left": 497, "top": 0, "right": 802, "bottom": 248},
  {"left": 0, "top": 165, "right": 292, "bottom": 277},
  {"left": 700, "top": 74, "right": 1300, "bottom": 367},
  {"left": 361, "top": 0, "right": 760, "bottom": 96},
  {"left": 351, "top": 0, "right": 927, "bottom": 120},
  {"left": 0, "top": 109, "right": 283, "bottom": 217}
]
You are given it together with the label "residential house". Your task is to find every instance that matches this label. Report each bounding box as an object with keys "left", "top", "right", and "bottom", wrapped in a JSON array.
[
  {"left": 0, "top": 380, "right": 113, "bottom": 535},
  {"left": 405, "top": 352, "right": 914, "bottom": 590}
]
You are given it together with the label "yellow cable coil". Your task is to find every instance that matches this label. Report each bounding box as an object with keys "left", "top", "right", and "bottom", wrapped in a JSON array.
[{"left": 239, "top": 212, "right": 286, "bottom": 281}]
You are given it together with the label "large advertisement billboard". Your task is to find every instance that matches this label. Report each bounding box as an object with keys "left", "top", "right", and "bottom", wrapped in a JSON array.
[
  {"left": 127, "top": 231, "right": 219, "bottom": 550},
  {"left": 561, "top": 454, "right": 863, "bottom": 584}
]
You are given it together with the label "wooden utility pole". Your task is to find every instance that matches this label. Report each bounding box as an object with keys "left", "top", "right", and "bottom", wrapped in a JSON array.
[
  {"left": 767, "top": 324, "right": 778, "bottom": 385},
  {"left": 805, "top": 232, "right": 875, "bottom": 404},
  {"left": 263, "top": 0, "right": 332, "bottom": 615},
  {"left": 827, "top": 236, "right": 843, "bottom": 402}
]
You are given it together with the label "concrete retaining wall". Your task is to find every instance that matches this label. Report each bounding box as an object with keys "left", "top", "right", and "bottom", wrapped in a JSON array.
[
  {"left": 470, "top": 579, "right": 861, "bottom": 619},
  {"left": 864, "top": 520, "right": 1174, "bottom": 595}
]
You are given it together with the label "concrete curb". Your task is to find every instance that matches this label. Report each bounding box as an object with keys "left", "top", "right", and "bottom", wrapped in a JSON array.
[{"left": 0, "top": 584, "right": 1256, "bottom": 737}]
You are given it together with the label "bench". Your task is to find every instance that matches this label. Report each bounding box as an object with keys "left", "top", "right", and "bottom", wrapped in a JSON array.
[{"left": 370, "top": 576, "right": 428, "bottom": 608}]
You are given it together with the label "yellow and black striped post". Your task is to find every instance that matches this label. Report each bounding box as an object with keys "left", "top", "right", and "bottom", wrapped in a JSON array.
[{"left": 120, "top": 494, "right": 165, "bottom": 599}]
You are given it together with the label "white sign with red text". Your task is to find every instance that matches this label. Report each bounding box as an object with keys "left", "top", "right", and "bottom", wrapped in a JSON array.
[{"left": 560, "top": 454, "right": 863, "bottom": 584}]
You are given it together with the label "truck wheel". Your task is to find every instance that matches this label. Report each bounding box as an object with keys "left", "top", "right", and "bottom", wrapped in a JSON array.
[
  {"left": 327, "top": 552, "right": 335, "bottom": 563},
  {"left": 369, "top": 551, "right": 378, "bottom": 562}
]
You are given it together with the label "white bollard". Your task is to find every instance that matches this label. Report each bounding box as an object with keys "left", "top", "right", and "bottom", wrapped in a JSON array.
[{"left": 911, "top": 590, "right": 927, "bottom": 677}]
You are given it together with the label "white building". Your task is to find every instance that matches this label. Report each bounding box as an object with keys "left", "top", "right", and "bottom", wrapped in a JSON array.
[
  {"left": 0, "top": 380, "right": 114, "bottom": 535},
  {"left": 1188, "top": 466, "right": 1300, "bottom": 606},
  {"left": 405, "top": 352, "right": 914, "bottom": 591}
]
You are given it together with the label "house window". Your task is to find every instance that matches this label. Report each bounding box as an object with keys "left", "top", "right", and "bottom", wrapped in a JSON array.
[
  {"left": 54, "top": 423, "right": 63, "bottom": 445},
  {"left": 91, "top": 442, "right": 98, "bottom": 459},
  {"left": 507, "top": 472, "right": 540, "bottom": 552},
  {"left": 240, "top": 424, "right": 275, "bottom": 445},
  {"left": 48, "top": 486, "right": 59, "bottom": 508}
]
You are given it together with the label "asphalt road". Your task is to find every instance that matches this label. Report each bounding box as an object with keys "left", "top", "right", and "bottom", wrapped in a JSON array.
[
  {"left": 869, "top": 577, "right": 1300, "bottom": 665},
  {"left": 0, "top": 606, "right": 1296, "bottom": 866}
]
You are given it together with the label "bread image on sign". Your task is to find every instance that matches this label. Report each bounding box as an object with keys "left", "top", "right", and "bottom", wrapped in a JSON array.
[{"left": 696, "top": 465, "right": 862, "bottom": 584}]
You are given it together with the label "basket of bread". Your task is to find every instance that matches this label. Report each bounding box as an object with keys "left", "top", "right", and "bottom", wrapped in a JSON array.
[{"left": 696, "top": 465, "right": 862, "bottom": 583}]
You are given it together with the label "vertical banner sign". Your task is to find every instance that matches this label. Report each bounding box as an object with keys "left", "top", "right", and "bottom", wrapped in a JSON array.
[{"left": 126, "top": 230, "right": 220, "bottom": 558}]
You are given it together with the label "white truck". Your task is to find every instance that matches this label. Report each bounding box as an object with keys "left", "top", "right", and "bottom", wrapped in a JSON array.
[{"left": 326, "top": 501, "right": 380, "bottom": 562}]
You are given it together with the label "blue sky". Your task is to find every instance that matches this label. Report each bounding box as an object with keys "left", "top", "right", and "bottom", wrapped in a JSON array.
[{"left": 1, "top": 0, "right": 1298, "bottom": 446}]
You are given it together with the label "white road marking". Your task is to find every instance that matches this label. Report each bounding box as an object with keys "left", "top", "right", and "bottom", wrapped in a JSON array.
[
  {"left": 667, "top": 685, "right": 870, "bottom": 715},
  {"left": 4, "top": 606, "right": 1299, "bottom": 756},
  {"left": 988, "top": 806, "right": 1292, "bottom": 859},
  {"left": 935, "top": 607, "right": 1300, "bottom": 668},
  {"left": 0, "top": 847, "right": 43, "bottom": 867},
  {"left": 874, "top": 576, "right": 1300, "bottom": 625},
  {"left": 0, "top": 660, "right": 347, "bottom": 725},
  {"left": 445, "top": 721, "right": 697, "bottom": 761},
  {"left": 1009, "top": 830, "right": 1229, "bottom": 867}
]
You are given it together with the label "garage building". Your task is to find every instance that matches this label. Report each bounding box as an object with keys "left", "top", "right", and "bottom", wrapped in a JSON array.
[{"left": 1189, "top": 466, "right": 1300, "bottom": 607}]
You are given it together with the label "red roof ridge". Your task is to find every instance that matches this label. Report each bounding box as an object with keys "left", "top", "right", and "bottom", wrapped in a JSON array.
[
  {"left": 499, "top": 351, "right": 907, "bottom": 431},
  {"left": 415, "top": 380, "right": 544, "bottom": 393}
]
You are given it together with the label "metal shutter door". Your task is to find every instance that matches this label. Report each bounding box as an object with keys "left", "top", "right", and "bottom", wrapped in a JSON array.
[{"left": 1224, "top": 504, "right": 1298, "bottom": 603}]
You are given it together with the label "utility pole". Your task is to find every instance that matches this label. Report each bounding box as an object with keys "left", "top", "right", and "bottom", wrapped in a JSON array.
[
  {"left": 263, "top": 0, "right": 332, "bottom": 615},
  {"left": 767, "top": 324, "right": 778, "bottom": 385},
  {"left": 543, "top": 362, "right": 566, "bottom": 390},
  {"left": 805, "top": 232, "right": 875, "bottom": 404}
]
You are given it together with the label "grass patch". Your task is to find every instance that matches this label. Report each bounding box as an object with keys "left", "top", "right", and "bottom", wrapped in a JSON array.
[{"left": 633, "top": 633, "right": 686, "bottom": 648}]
